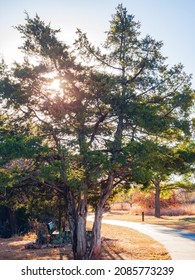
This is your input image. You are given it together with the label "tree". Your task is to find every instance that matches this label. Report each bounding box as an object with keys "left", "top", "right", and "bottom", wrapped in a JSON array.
[
  {"left": 127, "top": 140, "right": 194, "bottom": 217},
  {"left": 0, "top": 5, "right": 194, "bottom": 259},
  {"left": 75, "top": 4, "right": 194, "bottom": 221}
]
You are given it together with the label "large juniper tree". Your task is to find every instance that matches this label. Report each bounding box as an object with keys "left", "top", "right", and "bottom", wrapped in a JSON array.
[{"left": 0, "top": 5, "right": 194, "bottom": 259}]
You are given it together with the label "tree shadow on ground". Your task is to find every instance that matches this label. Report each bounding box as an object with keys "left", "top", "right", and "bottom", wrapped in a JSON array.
[{"left": 100, "top": 238, "right": 128, "bottom": 260}]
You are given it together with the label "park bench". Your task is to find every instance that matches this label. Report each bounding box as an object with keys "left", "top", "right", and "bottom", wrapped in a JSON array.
[{"left": 46, "top": 222, "right": 92, "bottom": 244}]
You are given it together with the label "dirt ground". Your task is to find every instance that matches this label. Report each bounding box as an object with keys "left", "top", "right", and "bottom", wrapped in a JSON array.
[{"left": 0, "top": 218, "right": 171, "bottom": 260}]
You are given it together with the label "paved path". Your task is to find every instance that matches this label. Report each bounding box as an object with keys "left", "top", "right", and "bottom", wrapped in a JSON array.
[{"left": 88, "top": 217, "right": 195, "bottom": 260}]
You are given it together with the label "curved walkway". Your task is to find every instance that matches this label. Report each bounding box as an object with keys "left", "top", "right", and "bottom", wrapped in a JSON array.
[{"left": 88, "top": 216, "right": 195, "bottom": 259}]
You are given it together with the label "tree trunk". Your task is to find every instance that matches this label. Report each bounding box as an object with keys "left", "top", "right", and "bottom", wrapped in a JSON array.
[
  {"left": 89, "top": 205, "right": 103, "bottom": 259},
  {"left": 89, "top": 173, "right": 114, "bottom": 259},
  {"left": 64, "top": 187, "right": 88, "bottom": 259},
  {"left": 76, "top": 194, "right": 87, "bottom": 259},
  {"left": 64, "top": 188, "right": 77, "bottom": 259},
  {"left": 58, "top": 197, "right": 63, "bottom": 232},
  {"left": 154, "top": 181, "right": 161, "bottom": 218},
  {"left": 8, "top": 208, "right": 17, "bottom": 235},
  {"left": 64, "top": 174, "right": 114, "bottom": 260}
]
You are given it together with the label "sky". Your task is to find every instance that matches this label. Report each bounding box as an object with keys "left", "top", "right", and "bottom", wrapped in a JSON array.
[{"left": 0, "top": 0, "right": 195, "bottom": 86}]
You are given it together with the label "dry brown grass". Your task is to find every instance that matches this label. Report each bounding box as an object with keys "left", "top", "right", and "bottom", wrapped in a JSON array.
[
  {"left": 0, "top": 233, "right": 73, "bottom": 260},
  {"left": 0, "top": 220, "right": 171, "bottom": 260},
  {"left": 141, "top": 204, "right": 195, "bottom": 216},
  {"left": 99, "top": 223, "right": 170, "bottom": 260},
  {"left": 103, "top": 212, "right": 195, "bottom": 233}
]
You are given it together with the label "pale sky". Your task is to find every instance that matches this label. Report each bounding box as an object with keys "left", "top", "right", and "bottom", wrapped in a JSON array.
[{"left": 0, "top": 0, "right": 195, "bottom": 86}]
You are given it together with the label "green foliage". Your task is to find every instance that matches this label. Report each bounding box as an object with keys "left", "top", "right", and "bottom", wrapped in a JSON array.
[
  {"left": 15, "top": 12, "right": 70, "bottom": 62},
  {"left": 0, "top": 135, "right": 44, "bottom": 163}
]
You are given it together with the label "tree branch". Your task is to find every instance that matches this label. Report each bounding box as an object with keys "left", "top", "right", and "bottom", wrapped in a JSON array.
[{"left": 89, "top": 112, "right": 108, "bottom": 145}]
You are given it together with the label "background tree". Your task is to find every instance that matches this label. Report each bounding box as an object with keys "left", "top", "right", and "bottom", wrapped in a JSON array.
[
  {"left": 127, "top": 139, "right": 195, "bottom": 217},
  {"left": 0, "top": 5, "right": 194, "bottom": 259}
]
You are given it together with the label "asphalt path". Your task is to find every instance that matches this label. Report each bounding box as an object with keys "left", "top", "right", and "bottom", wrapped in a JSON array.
[{"left": 87, "top": 216, "right": 195, "bottom": 260}]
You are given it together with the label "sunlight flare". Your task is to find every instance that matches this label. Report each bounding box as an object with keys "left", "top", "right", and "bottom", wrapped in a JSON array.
[
  {"left": 43, "top": 74, "right": 65, "bottom": 98},
  {"left": 50, "top": 79, "right": 61, "bottom": 91}
]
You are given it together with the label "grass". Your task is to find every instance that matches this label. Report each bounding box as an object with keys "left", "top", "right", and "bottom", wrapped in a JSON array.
[
  {"left": 0, "top": 233, "right": 73, "bottom": 260},
  {"left": 103, "top": 211, "right": 195, "bottom": 233},
  {"left": 96, "top": 222, "right": 170, "bottom": 260},
  {"left": 1, "top": 211, "right": 194, "bottom": 260},
  {"left": 0, "top": 220, "right": 171, "bottom": 260},
  {"left": 144, "top": 204, "right": 195, "bottom": 216}
]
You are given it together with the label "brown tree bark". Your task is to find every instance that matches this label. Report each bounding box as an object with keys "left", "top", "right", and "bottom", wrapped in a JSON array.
[
  {"left": 64, "top": 186, "right": 89, "bottom": 259},
  {"left": 64, "top": 187, "right": 77, "bottom": 259},
  {"left": 76, "top": 194, "right": 87, "bottom": 259},
  {"left": 154, "top": 180, "right": 161, "bottom": 218},
  {"left": 89, "top": 173, "right": 114, "bottom": 259},
  {"left": 8, "top": 208, "right": 17, "bottom": 235},
  {"left": 63, "top": 172, "right": 116, "bottom": 260}
]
